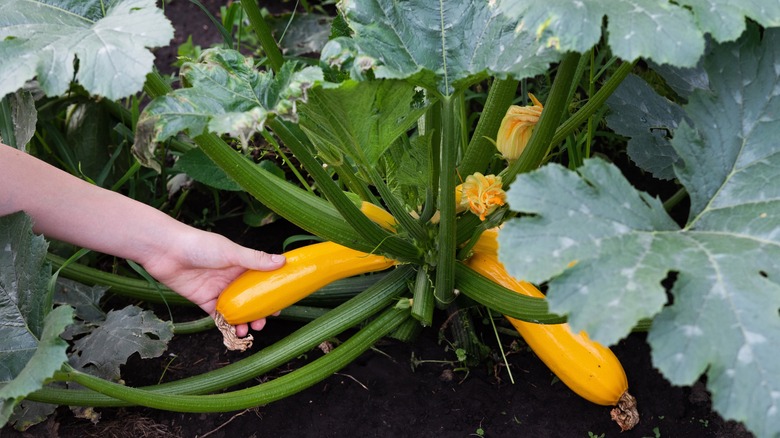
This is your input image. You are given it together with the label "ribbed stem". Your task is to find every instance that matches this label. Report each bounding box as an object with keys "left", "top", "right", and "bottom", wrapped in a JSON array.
[
  {"left": 454, "top": 263, "right": 565, "bottom": 324},
  {"left": 459, "top": 78, "right": 519, "bottom": 176},
  {"left": 29, "top": 266, "right": 414, "bottom": 407},
  {"left": 434, "top": 95, "right": 459, "bottom": 305},
  {"left": 502, "top": 52, "right": 582, "bottom": 185},
  {"left": 54, "top": 308, "right": 409, "bottom": 412},
  {"left": 239, "top": 0, "right": 284, "bottom": 73}
]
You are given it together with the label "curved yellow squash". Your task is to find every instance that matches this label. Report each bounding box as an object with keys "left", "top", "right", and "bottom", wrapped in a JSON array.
[
  {"left": 465, "top": 251, "right": 629, "bottom": 406},
  {"left": 216, "top": 241, "right": 395, "bottom": 324}
]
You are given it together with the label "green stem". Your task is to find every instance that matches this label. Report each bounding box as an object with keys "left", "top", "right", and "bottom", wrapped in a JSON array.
[
  {"left": 54, "top": 308, "right": 409, "bottom": 412},
  {"left": 502, "top": 52, "right": 582, "bottom": 185},
  {"left": 46, "top": 253, "right": 191, "bottom": 305},
  {"left": 29, "top": 266, "right": 414, "bottom": 406},
  {"left": 411, "top": 266, "right": 434, "bottom": 326},
  {"left": 455, "top": 263, "right": 565, "bottom": 324},
  {"left": 434, "top": 95, "right": 460, "bottom": 306},
  {"left": 459, "top": 79, "right": 519, "bottom": 177},
  {"left": 239, "top": 0, "right": 284, "bottom": 73},
  {"left": 268, "top": 119, "right": 420, "bottom": 261},
  {"left": 663, "top": 187, "right": 688, "bottom": 212}
]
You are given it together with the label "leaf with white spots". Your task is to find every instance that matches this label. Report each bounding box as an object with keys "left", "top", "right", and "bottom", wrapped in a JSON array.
[
  {"left": 497, "top": 0, "right": 780, "bottom": 67},
  {"left": 320, "top": 0, "right": 562, "bottom": 96},
  {"left": 0, "top": 0, "right": 173, "bottom": 100},
  {"left": 498, "top": 27, "right": 780, "bottom": 438}
]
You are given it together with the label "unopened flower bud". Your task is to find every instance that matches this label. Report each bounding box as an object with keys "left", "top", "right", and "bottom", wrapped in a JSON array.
[{"left": 496, "top": 93, "right": 544, "bottom": 161}]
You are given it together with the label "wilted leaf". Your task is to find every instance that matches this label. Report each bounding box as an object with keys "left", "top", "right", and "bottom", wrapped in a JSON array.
[
  {"left": 133, "top": 49, "right": 322, "bottom": 171},
  {"left": 321, "top": 0, "right": 561, "bottom": 96},
  {"left": 499, "top": 27, "right": 780, "bottom": 438},
  {"left": 606, "top": 74, "right": 690, "bottom": 180},
  {"left": 69, "top": 305, "right": 173, "bottom": 381},
  {"left": 497, "top": 0, "right": 780, "bottom": 67},
  {"left": 0, "top": 0, "right": 173, "bottom": 100},
  {"left": 53, "top": 278, "right": 107, "bottom": 322}
]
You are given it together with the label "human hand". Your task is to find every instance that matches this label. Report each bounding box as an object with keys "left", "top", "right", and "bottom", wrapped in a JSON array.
[{"left": 139, "top": 226, "right": 286, "bottom": 338}]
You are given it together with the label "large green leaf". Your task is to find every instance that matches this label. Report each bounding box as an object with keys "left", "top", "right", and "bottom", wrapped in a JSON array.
[
  {"left": 0, "top": 305, "right": 73, "bottom": 427},
  {"left": 498, "top": 28, "right": 780, "bottom": 438},
  {"left": 320, "top": 0, "right": 561, "bottom": 96},
  {"left": 0, "top": 0, "right": 173, "bottom": 100},
  {"left": 497, "top": 0, "right": 780, "bottom": 67},
  {"left": 298, "top": 80, "right": 427, "bottom": 167},
  {"left": 0, "top": 213, "right": 51, "bottom": 379},
  {"left": 605, "top": 74, "right": 690, "bottom": 180},
  {"left": 133, "top": 49, "right": 322, "bottom": 171}
]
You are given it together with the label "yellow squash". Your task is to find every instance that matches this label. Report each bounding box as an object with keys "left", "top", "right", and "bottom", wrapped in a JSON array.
[
  {"left": 465, "top": 250, "right": 639, "bottom": 430},
  {"left": 216, "top": 241, "right": 395, "bottom": 325}
]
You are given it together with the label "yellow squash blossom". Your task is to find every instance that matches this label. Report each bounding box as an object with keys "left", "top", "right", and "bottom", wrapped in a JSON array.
[
  {"left": 458, "top": 172, "right": 506, "bottom": 221},
  {"left": 496, "top": 93, "right": 544, "bottom": 160}
]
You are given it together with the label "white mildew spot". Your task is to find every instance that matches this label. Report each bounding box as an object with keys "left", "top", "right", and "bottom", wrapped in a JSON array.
[
  {"left": 725, "top": 368, "right": 735, "bottom": 378},
  {"left": 737, "top": 344, "right": 754, "bottom": 364},
  {"left": 607, "top": 298, "right": 621, "bottom": 307},
  {"left": 559, "top": 236, "right": 576, "bottom": 249},
  {"left": 3, "top": 243, "right": 11, "bottom": 252},
  {"left": 744, "top": 331, "right": 767, "bottom": 345},
  {"left": 681, "top": 325, "right": 704, "bottom": 337}
]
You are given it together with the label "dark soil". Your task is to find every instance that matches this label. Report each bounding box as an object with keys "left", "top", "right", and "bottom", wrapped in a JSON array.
[{"left": 1, "top": 1, "right": 755, "bottom": 437}]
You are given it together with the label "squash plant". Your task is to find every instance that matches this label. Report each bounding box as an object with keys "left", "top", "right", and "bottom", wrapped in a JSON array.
[{"left": 2, "top": 0, "right": 780, "bottom": 437}]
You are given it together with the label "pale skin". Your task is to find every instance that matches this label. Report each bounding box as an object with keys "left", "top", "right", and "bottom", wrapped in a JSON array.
[{"left": 0, "top": 143, "right": 286, "bottom": 337}]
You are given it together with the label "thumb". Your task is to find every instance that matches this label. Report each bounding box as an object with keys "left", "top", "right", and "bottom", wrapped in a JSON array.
[{"left": 237, "top": 248, "right": 286, "bottom": 271}]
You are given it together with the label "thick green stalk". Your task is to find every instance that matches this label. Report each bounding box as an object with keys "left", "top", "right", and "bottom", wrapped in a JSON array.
[
  {"left": 502, "top": 53, "right": 582, "bottom": 184},
  {"left": 29, "top": 266, "right": 414, "bottom": 406},
  {"left": 411, "top": 266, "right": 434, "bottom": 326},
  {"left": 239, "top": 0, "right": 284, "bottom": 73},
  {"left": 47, "top": 253, "right": 191, "bottom": 305},
  {"left": 459, "top": 78, "right": 519, "bottom": 176},
  {"left": 419, "top": 99, "right": 441, "bottom": 223},
  {"left": 454, "top": 263, "right": 565, "bottom": 324},
  {"left": 54, "top": 308, "right": 409, "bottom": 412},
  {"left": 194, "top": 132, "right": 380, "bottom": 253},
  {"left": 434, "top": 95, "right": 460, "bottom": 305},
  {"left": 268, "top": 119, "right": 420, "bottom": 261}
]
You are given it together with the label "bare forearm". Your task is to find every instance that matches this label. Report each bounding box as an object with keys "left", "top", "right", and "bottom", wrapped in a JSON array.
[{"left": 0, "top": 144, "right": 185, "bottom": 265}]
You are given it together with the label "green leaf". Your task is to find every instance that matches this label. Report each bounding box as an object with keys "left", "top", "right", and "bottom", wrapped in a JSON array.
[
  {"left": 133, "top": 49, "right": 322, "bottom": 171},
  {"left": 53, "top": 278, "right": 107, "bottom": 322},
  {"left": 0, "top": 0, "right": 174, "bottom": 100},
  {"left": 298, "top": 80, "right": 427, "bottom": 167},
  {"left": 0, "top": 305, "right": 74, "bottom": 427},
  {"left": 173, "top": 147, "right": 242, "bottom": 191},
  {"left": 497, "top": 0, "right": 780, "bottom": 67},
  {"left": 321, "top": 0, "right": 561, "bottom": 96},
  {"left": 0, "top": 212, "right": 51, "bottom": 379},
  {"left": 605, "top": 74, "right": 689, "bottom": 180},
  {"left": 269, "top": 12, "right": 333, "bottom": 57},
  {"left": 0, "top": 90, "right": 37, "bottom": 150},
  {"left": 499, "top": 28, "right": 780, "bottom": 438},
  {"left": 68, "top": 305, "right": 173, "bottom": 381}
]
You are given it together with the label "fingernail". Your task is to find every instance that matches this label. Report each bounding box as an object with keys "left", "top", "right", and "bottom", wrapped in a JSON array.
[{"left": 271, "top": 254, "right": 285, "bottom": 263}]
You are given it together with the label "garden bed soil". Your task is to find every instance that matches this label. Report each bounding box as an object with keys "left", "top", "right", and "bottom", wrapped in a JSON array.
[{"left": 1, "top": 1, "right": 756, "bottom": 437}]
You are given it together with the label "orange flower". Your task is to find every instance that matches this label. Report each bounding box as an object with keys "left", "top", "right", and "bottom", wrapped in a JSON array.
[
  {"left": 496, "top": 93, "right": 544, "bottom": 160},
  {"left": 458, "top": 173, "right": 506, "bottom": 221}
]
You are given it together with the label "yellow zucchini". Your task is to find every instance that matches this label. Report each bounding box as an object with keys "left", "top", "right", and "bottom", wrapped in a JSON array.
[
  {"left": 216, "top": 241, "right": 395, "bottom": 325},
  {"left": 465, "top": 250, "right": 638, "bottom": 430}
]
